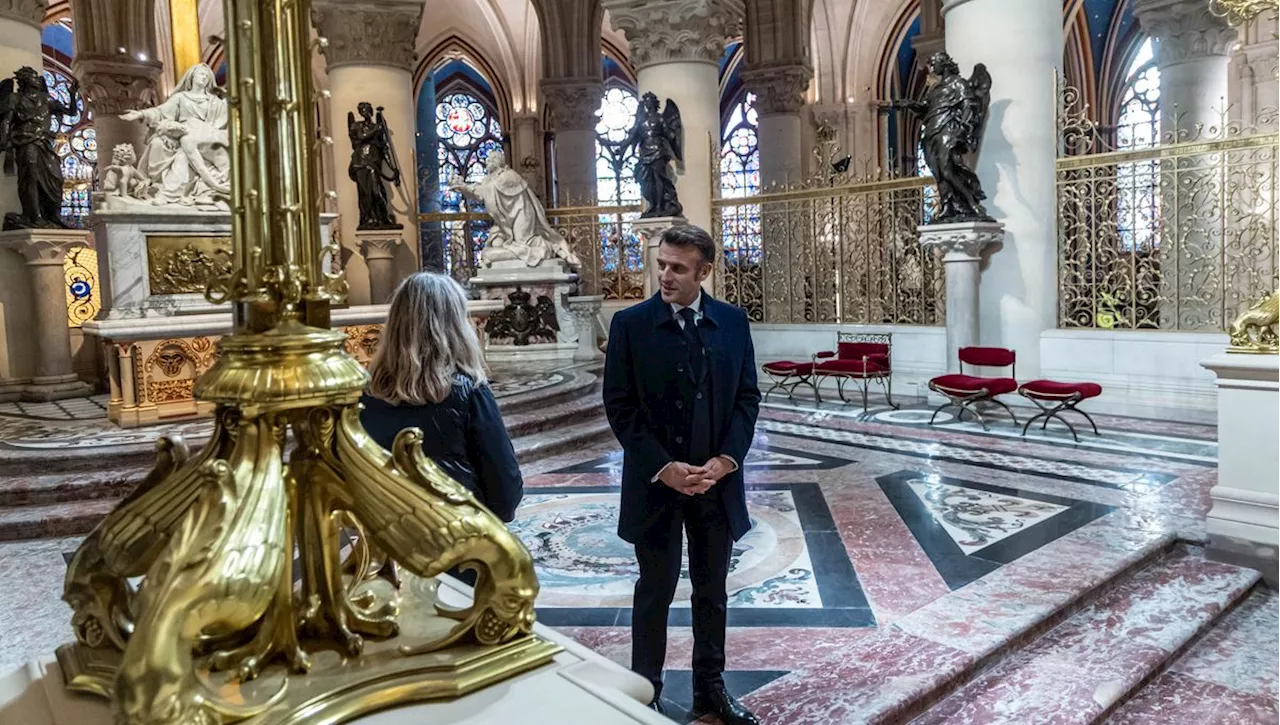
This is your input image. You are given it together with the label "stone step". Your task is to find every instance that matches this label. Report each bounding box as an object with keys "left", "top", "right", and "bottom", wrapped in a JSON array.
[
  {"left": 1102, "top": 585, "right": 1279, "bottom": 724},
  {"left": 0, "top": 496, "right": 118, "bottom": 542},
  {"left": 512, "top": 414, "right": 613, "bottom": 464},
  {"left": 909, "top": 546, "right": 1261, "bottom": 725},
  {"left": 0, "top": 466, "right": 148, "bottom": 508},
  {"left": 504, "top": 390, "right": 604, "bottom": 440}
]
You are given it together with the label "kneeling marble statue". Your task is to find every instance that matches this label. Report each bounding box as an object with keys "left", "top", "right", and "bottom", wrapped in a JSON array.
[{"left": 448, "top": 150, "right": 581, "bottom": 268}]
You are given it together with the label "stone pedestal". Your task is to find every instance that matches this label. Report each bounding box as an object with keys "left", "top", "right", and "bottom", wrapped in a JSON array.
[
  {"left": 634, "top": 216, "right": 687, "bottom": 299},
  {"left": 357, "top": 228, "right": 406, "bottom": 304},
  {"left": 0, "top": 229, "right": 94, "bottom": 401},
  {"left": 919, "top": 221, "right": 1005, "bottom": 372},
  {"left": 1200, "top": 351, "right": 1279, "bottom": 583},
  {"left": 470, "top": 260, "right": 580, "bottom": 361},
  {"left": 567, "top": 295, "right": 605, "bottom": 360},
  {"left": 92, "top": 209, "right": 337, "bottom": 318}
]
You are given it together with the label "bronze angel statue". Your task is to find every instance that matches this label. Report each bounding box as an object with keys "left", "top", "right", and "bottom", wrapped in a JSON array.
[
  {"left": 0, "top": 66, "right": 76, "bottom": 230},
  {"left": 623, "top": 92, "right": 684, "bottom": 218},
  {"left": 894, "top": 52, "right": 993, "bottom": 223}
]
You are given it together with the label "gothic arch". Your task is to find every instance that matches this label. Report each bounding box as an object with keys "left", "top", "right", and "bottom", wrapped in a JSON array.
[{"left": 416, "top": 37, "right": 514, "bottom": 132}]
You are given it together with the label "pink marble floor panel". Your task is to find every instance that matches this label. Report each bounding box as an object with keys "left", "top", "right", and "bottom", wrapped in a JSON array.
[
  {"left": 741, "top": 625, "right": 975, "bottom": 725},
  {"left": 894, "top": 519, "right": 1175, "bottom": 656},
  {"left": 1105, "top": 670, "right": 1278, "bottom": 725},
  {"left": 1169, "top": 586, "right": 1280, "bottom": 699},
  {"left": 912, "top": 548, "right": 1260, "bottom": 725}
]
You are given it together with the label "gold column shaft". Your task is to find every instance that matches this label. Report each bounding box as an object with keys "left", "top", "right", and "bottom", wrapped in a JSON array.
[
  {"left": 169, "top": 0, "right": 203, "bottom": 78},
  {"left": 224, "top": 0, "right": 324, "bottom": 329}
]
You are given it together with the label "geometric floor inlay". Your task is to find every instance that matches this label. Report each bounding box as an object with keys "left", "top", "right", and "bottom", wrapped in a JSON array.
[
  {"left": 905, "top": 479, "right": 1069, "bottom": 555},
  {"left": 515, "top": 483, "right": 874, "bottom": 628},
  {"left": 878, "top": 470, "right": 1116, "bottom": 591},
  {"left": 548, "top": 443, "right": 855, "bottom": 475}
]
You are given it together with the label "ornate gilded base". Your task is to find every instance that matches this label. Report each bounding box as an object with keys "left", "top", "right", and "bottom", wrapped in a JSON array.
[{"left": 57, "top": 573, "right": 562, "bottom": 723}]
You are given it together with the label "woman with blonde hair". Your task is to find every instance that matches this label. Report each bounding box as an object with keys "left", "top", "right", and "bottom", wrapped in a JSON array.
[{"left": 360, "top": 272, "right": 522, "bottom": 523}]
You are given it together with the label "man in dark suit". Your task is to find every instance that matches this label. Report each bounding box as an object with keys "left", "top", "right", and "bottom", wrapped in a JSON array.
[{"left": 602, "top": 224, "right": 761, "bottom": 725}]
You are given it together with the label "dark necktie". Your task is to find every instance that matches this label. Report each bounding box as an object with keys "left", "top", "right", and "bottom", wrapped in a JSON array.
[{"left": 678, "top": 307, "right": 704, "bottom": 380}]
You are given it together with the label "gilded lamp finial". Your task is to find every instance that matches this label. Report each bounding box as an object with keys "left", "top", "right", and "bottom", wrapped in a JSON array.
[{"left": 55, "top": 2, "right": 553, "bottom": 723}]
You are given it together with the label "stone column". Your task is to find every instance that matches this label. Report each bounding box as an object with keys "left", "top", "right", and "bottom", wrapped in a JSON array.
[
  {"left": 542, "top": 78, "right": 602, "bottom": 207},
  {"left": 1229, "top": 14, "right": 1279, "bottom": 131},
  {"left": 919, "top": 221, "right": 1005, "bottom": 372},
  {"left": 605, "top": 0, "right": 742, "bottom": 243},
  {"left": 943, "top": 0, "right": 1061, "bottom": 378},
  {"left": 0, "top": 229, "right": 94, "bottom": 400},
  {"left": 0, "top": 0, "right": 45, "bottom": 217},
  {"left": 912, "top": 0, "right": 946, "bottom": 60},
  {"left": 742, "top": 64, "right": 811, "bottom": 190},
  {"left": 1136, "top": 0, "right": 1237, "bottom": 329},
  {"left": 69, "top": 0, "right": 164, "bottom": 179},
  {"left": 313, "top": 0, "right": 422, "bottom": 305},
  {"left": 510, "top": 112, "right": 547, "bottom": 202},
  {"left": 357, "top": 231, "right": 400, "bottom": 304},
  {"left": 1136, "top": 0, "right": 1237, "bottom": 139}
]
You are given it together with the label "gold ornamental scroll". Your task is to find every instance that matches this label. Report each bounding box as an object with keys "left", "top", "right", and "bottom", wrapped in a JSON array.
[{"left": 56, "top": 1, "right": 555, "bottom": 723}]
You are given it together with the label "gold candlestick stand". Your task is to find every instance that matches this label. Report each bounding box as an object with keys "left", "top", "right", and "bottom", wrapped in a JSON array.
[{"left": 55, "top": 1, "right": 557, "bottom": 722}]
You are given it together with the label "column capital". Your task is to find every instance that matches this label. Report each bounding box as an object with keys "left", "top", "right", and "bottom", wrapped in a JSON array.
[
  {"left": 355, "top": 229, "right": 403, "bottom": 261},
  {"left": 0, "top": 229, "right": 91, "bottom": 265},
  {"left": 918, "top": 221, "right": 1005, "bottom": 260},
  {"left": 541, "top": 77, "right": 603, "bottom": 131},
  {"left": 741, "top": 63, "right": 812, "bottom": 116},
  {"left": 1135, "top": 0, "right": 1238, "bottom": 62},
  {"left": 73, "top": 55, "right": 163, "bottom": 116},
  {"left": 0, "top": 0, "right": 44, "bottom": 28},
  {"left": 604, "top": 0, "right": 743, "bottom": 69},
  {"left": 312, "top": 0, "right": 422, "bottom": 73}
]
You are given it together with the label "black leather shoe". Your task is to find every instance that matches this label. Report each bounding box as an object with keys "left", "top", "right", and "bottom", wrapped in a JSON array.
[{"left": 692, "top": 683, "right": 760, "bottom": 725}]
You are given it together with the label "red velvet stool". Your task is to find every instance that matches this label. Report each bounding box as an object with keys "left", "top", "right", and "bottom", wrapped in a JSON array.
[
  {"left": 762, "top": 360, "right": 817, "bottom": 401},
  {"left": 928, "top": 346, "right": 1019, "bottom": 430},
  {"left": 1018, "top": 379, "right": 1103, "bottom": 442}
]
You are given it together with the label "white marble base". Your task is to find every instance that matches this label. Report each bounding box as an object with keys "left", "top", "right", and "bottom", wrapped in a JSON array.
[
  {"left": 93, "top": 209, "right": 337, "bottom": 318},
  {"left": 471, "top": 259, "right": 582, "bottom": 358},
  {"left": 1200, "top": 351, "right": 1279, "bottom": 582},
  {"left": 567, "top": 295, "right": 605, "bottom": 360}
]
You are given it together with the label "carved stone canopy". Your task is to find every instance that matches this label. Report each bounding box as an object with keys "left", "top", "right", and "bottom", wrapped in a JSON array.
[
  {"left": 741, "top": 63, "right": 812, "bottom": 116},
  {"left": 541, "top": 78, "right": 604, "bottom": 131},
  {"left": 311, "top": 0, "right": 422, "bottom": 72},
  {"left": 0, "top": 0, "right": 45, "bottom": 28},
  {"left": 604, "top": 0, "right": 744, "bottom": 69},
  {"left": 1134, "top": 0, "right": 1239, "bottom": 62}
]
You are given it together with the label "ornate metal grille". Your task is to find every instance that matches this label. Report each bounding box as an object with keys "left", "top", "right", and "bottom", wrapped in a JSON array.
[
  {"left": 1057, "top": 80, "right": 1278, "bottom": 331},
  {"left": 713, "top": 176, "right": 944, "bottom": 325}
]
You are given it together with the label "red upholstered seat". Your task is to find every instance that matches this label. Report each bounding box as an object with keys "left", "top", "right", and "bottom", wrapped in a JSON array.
[
  {"left": 816, "top": 357, "right": 889, "bottom": 375},
  {"left": 764, "top": 361, "right": 815, "bottom": 375},
  {"left": 930, "top": 374, "right": 1018, "bottom": 396},
  {"left": 1020, "top": 379, "right": 1103, "bottom": 399}
]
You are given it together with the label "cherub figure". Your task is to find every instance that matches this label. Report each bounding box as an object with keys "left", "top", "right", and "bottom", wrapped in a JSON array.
[{"left": 101, "top": 143, "right": 153, "bottom": 200}]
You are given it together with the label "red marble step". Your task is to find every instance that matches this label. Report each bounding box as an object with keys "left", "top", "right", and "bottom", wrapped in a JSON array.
[
  {"left": 0, "top": 497, "right": 118, "bottom": 542},
  {"left": 910, "top": 546, "right": 1261, "bottom": 725},
  {"left": 0, "top": 466, "right": 149, "bottom": 508},
  {"left": 1103, "top": 585, "right": 1279, "bottom": 724}
]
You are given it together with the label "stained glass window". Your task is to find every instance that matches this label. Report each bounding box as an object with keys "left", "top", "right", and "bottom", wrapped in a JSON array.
[
  {"left": 436, "top": 91, "right": 503, "bottom": 275},
  {"left": 1115, "top": 37, "right": 1161, "bottom": 252},
  {"left": 916, "top": 140, "right": 937, "bottom": 223},
  {"left": 595, "top": 86, "right": 643, "bottom": 280},
  {"left": 719, "top": 92, "right": 761, "bottom": 265},
  {"left": 42, "top": 66, "right": 96, "bottom": 226}
]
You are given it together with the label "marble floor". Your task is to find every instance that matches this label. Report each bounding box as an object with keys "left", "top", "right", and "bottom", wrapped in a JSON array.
[{"left": 0, "top": 386, "right": 1275, "bottom": 724}]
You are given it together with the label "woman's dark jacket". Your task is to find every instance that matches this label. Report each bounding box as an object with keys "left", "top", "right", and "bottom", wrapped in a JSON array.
[{"left": 358, "top": 375, "right": 523, "bottom": 522}]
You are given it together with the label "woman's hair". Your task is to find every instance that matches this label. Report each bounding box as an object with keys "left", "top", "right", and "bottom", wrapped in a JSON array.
[{"left": 367, "top": 272, "right": 487, "bottom": 405}]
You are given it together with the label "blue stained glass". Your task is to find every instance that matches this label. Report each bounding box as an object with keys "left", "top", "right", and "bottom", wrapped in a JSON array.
[
  {"left": 41, "top": 62, "right": 95, "bottom": 224},
  {"left": 719, "top": 92, "right": 762, "bottom": 266},
  {"left": 1115, "top": 37, "right": 1161, "bottom": 252}
]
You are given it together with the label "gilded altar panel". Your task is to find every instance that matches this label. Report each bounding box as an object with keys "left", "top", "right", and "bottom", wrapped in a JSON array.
[
  {"left": 146, "top": 235, "right": 234, "bottom": 295},
  {"left": 110, "top": 325, "right": 383, "bottom": 427}
]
